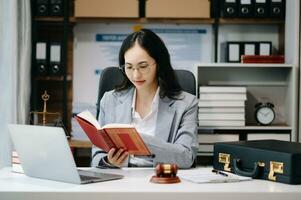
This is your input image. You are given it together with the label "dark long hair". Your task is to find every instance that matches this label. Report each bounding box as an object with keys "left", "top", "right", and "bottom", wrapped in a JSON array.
[{"left": 116, "top": 28, "right": 182, "bottom": 99}]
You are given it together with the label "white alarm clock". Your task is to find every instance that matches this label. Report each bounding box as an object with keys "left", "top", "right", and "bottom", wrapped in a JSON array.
[{"left": 255, "top": 102, "right": 275, "bottom": 125}]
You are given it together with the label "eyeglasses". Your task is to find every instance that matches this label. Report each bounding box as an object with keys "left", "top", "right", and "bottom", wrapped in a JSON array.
[{"left": 119, "top": 62, "right": 156, "bottom": 75}]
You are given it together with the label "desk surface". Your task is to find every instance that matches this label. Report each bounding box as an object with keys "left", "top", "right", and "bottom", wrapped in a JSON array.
[{"left": 0, "top": 167, "right": 300, "bottom": 200}]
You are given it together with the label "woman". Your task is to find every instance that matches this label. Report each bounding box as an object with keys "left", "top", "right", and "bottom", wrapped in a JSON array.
[{"left": 91, "top": 29, "right": 198, "bottom": 169}]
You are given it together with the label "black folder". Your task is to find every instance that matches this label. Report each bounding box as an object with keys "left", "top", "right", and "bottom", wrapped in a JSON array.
[
  {"left": 225, "top": 41, "right": 272, "bottom": 62},
  {"left": 254, "top": 0, "right": 269, "bottom": 18},
  {"left": 49, "top": 41, "right": 63, "bottom": 75},
  {"left": 238, "top": 0, "right": 254, "bottom": 18},
  {"left": 35, "top": 0, "right": 49, "bottom": 16},
  {"left": 257, "top": 41, "right": 272, "bottom": 55},
  {"left": 269, "top": 0, "right": 285, "bottom": 19},
  {"left": 49, "top": 0, "right": 64, "bottom": 16},
  {"left": 220, "top": 0, "right": 238, "bottom": 18},
  {"left": 35, "top": 41, "right": 48, "bottom": 76},
  {"left": 226, "top": 42, "right": 242, "bottom": 63},
  {"left": 243, "top": 42, "right": 257, "bottom": 56}
]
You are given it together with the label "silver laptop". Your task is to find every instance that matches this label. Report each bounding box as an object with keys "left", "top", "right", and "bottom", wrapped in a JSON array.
[{"left": 8, "top": 124, "right": 123, "bottom": 184}]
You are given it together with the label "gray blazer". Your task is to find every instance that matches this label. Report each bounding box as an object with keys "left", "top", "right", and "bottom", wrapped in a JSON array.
[{"left": 91, "top": 87, "right": 198, "bottom": 169}]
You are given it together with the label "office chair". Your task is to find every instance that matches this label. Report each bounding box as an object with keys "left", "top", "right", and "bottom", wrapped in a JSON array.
[
  {"left": 95, "top": 66, "right": 197, "bottom": 167},
  {"left": 96, "top": 66, "right": 196, "bottom": 120}
]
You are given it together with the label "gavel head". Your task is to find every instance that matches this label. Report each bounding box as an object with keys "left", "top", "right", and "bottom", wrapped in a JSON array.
[{"left": 155, "top": 163, "right": 178, "bottom": 177}]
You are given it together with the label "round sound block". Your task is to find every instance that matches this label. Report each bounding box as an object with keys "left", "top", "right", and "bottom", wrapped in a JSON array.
[{"left": 150, "top": 176, "right": 181, "bottom": 184}]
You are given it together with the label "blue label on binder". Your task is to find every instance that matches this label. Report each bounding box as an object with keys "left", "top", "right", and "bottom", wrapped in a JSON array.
[{"left": 96, "top": 34, "right": 127, "bottom": 42}]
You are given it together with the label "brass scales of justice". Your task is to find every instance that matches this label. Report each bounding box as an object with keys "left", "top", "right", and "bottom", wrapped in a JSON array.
[{"left": 29, "top": 90, "right": 70, "bottom": 137}]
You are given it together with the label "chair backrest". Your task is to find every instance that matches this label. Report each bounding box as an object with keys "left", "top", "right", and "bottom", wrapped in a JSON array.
[
  {"left": 96, "top": 67, "right": 123, "bottom": 120},
  {"left": 96, "top": 67, "right": 196, "bottom": 120},
  {"left": 174, "top": 69, "right": 196, "bottom": 96}
]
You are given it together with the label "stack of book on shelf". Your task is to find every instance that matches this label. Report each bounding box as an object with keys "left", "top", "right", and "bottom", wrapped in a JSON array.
[
  {"left": 198, "top": 86, "right": 247, "bottom": 127},
  {"left": 197, "top": 133, "right": 239, "bottom": 156},
  {"left": 11, "top": 151, "right": 23, "bottom": 174}
]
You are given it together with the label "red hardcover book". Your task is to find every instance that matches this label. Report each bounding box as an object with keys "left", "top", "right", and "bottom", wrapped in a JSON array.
[
  {"left": 241, "top": 55, "right": 285, "bottom": 63},
  {"left": 75, "top": 110, "right": 151, "bottom": 156}
]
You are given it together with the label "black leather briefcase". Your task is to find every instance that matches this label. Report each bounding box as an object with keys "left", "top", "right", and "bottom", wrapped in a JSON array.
[{"left": 213, "top": 140, "right": 301, "bottom": 184}]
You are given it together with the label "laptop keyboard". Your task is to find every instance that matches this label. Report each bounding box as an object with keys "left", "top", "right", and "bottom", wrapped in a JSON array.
[
  {"left": 80, "top": 174, "right": 102, "bottom": 181},
  {"left": 78, "top": 169, "right": 123, "bottom": 183}
]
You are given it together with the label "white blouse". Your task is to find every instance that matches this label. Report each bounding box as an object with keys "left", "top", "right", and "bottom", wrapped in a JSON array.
[
  {"left": 128, "top": 87, "right": 160, "bottom": 167},
  {"left": 131, "top": 87, "right": 160, "bottom": 136}
]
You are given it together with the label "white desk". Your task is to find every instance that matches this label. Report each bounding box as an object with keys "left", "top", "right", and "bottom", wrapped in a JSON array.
[{"left": 0, "top": 167, "right": 300, "bottom": 200}]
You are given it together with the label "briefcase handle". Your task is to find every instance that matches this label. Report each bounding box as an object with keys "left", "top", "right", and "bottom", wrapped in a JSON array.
[{"left": 233, "top": 159, "right": 265, "bottom": 179}]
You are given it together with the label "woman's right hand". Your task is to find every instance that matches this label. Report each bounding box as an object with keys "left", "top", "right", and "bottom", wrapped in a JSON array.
[{"left": 107, "top": 148, "right": 129, "bottom": 168}]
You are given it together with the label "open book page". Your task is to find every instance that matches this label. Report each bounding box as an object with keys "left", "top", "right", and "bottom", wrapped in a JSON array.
[
  {"left": 102, "top": 123, "right": 134, "bottom": 129},
  {"left": 178, "top": 168, "right": 252, "bottom": 183},
  {"left": 77, "top": 110, "right": 134, "bottom": 129},
  {"left": 77, "top": 110, "right": 101, "bottom": 130}
]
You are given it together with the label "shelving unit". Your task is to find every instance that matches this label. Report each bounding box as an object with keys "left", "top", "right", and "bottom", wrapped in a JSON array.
[
  {"left": 196, "top": 62, "right": 298, "bottom": 156},
  {"left": 196, "top": 0, "right": 300, "bottom": 160},
  {"left": 30, "top": 0, "right": 71, "bottom": 132}
]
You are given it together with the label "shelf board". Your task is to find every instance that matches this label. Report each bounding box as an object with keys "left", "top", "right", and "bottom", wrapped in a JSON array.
[
  {"left": 69, "top": 17, "right": 214, "bottom": 24},
  {"left": 207, "top": 81, "right": 288, "bottom": 86},
  {"left": 219, "top": 18, "right": 284, "bottom": 25},
  {"left": 198, "top": 125, "right": 292, "bottom": 131},
  {"left": 35, "top": 17, "right": 282, "bottom": 25},
  {"left": 34, "top": 17, "right": 65, "bottom": 22},
  {"left": 34, "top": 75, "right": 72, "bottom": 81},
  {"left": 197, "top": 63, "right": 294, "bottom": 68}
]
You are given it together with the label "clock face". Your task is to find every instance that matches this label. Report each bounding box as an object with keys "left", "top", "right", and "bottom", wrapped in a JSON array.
[{"left": 256, "top": 107, "right": 275, "bottom": 125}]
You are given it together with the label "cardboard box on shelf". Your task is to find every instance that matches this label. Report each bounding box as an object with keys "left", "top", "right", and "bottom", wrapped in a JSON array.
[
  {"left": 146, "top": 0, "right": 210, "bottom": 18},
  {"left": 74, "top": 0, "right": 139, "bottom": 18}
]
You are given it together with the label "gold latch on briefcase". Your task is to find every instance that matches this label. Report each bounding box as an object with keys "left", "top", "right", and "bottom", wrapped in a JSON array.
[
  {"left": 219, "top": 153, "right": 231, "bottom": 172},
  {"left": 268, "top": 161, "right": 284, "bottom": 181}
]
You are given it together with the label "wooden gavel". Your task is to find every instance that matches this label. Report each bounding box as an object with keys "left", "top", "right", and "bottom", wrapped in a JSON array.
[{"left": 155, "top": 164, "right": 178, "bottom": 178}]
